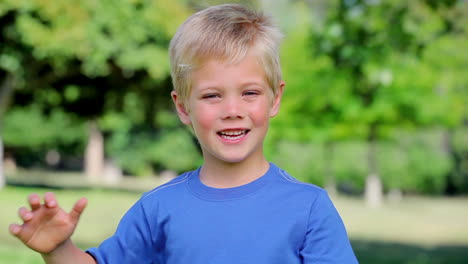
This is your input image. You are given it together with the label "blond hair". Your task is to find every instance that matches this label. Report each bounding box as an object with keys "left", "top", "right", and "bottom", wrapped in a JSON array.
[{"left": 169, "top": 4, "right": 283, "bottom": 104}]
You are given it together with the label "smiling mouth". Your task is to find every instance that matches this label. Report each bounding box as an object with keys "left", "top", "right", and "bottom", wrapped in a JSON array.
[{"left": 217, "top": 129, "right": 250, "bottom": 140}]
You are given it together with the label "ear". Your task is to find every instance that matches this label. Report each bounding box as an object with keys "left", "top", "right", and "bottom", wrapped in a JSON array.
[
  {"left": 171, "top": 90, "right": 192, "bottom": 125},
  {"left": 269, "top": 81, "right": 285, "bottom": 118}
]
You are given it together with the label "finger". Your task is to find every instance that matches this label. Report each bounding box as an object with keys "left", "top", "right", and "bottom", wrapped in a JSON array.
[
  {"left": 18, "top": 207, "right": 33, "bottom": 222},
  {"left": 9, "top": 224, "right": 22, "bottom": 236},
  {"left": 28, "top": 193, "right": 41, "bottom": 210},
  {"left": 44, "top": 192, "right": 58, "bottom": 208},
  {"left": 69, "top": 198, "right": 88, "bottom": 222}
]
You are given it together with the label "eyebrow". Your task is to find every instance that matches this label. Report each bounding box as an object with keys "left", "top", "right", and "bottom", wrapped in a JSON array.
[
  {"left": 196, "top": 80, "right": 267, "bottom": 92},
  {"left": 197, "top": 86, "right": 221, "bottom": 92},
  {"left": 241, "top": 81, "right": 266, "bottom": 88}
]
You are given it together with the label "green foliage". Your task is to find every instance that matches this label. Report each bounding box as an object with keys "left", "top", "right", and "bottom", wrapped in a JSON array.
[
  {"left": 148, "top": 129, "right": 202, "bottom": 172},
  {"left": 1, "top": 0, "right": 197, "bottom": 176},
  {"left": 274, "top": 1, "right": 365, "bottom": 142},
  {"left": 269, "top": 141, "right": 325, "bottom": 186},
  {"left": 378, "top": 130, "right": 453, "bottom": 194},
  {"left": 268, "top": 0, "right": 467, "bottom": 195},
  {"left": 270, "top": 140, "right": 368, "bottom": 191},
  {"left": 101, "top": 107, "right": 201, "bottom": 175},
  {"left": 270, "top": 130, "right": 453, "bottom": 195},
  {"left": 3, "top": 105, "right": 86, "bottom": 149},
  {"left": 331, "top": 141, "right": 367, "bottom": 190},
  {"left": 274, "top": 0, "right": 465, "bottom": 144},
  {"left": 8, "top": 0, "right": 190, "bottom": 78},
  {"left": 106, "top": 127, "right": 201, "bottom": 176}
]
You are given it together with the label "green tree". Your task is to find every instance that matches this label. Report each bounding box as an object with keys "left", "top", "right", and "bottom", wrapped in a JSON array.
[
  {"left": 1, "top": 0, "right": 200, "bottom": 180},
  {"left": 268, "top": 0, "right": 467, "bottom": 201},
  {"left": 1, "top": 2, "right": 30, "bottom": 187},
  {"left": 420, "top": 1, "right": 468, "bottom": 193},
  {"left": 310, "top": 0, "right": 466, "bottom": 204}
]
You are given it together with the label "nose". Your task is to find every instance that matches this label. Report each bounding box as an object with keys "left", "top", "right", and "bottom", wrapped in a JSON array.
[{"left": 221, "top": 96, "right": 245, "bottom": 120}]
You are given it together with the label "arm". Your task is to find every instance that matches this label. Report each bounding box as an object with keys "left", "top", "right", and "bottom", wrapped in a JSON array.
[{"left": 9, "top": 192, "right": 95, "bottom": 264}]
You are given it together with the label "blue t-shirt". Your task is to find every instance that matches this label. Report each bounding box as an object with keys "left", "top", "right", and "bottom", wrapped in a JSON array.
[{"left": 87, "top": 163, "right": 358, "bottom": 263}]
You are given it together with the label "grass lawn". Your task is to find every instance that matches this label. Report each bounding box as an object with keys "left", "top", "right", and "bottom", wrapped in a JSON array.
[{"left": 1, "top": 185, "right": 467, "bottom": 264}]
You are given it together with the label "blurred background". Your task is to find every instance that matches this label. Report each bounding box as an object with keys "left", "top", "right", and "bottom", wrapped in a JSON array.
[{"left": 0, "top": 0, "right": 467, "bottom": 263}]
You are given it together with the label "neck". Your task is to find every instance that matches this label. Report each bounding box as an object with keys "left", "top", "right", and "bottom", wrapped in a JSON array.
[{"left": 200, "top": 156, "right": 270, "bottom": 189}]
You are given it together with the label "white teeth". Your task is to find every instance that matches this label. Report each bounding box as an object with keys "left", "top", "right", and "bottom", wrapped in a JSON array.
[
  {"left": 219, "top": 130, "right": 245, "bottom": 136},
  {"left": 220, "top": 134, "right": 244, "bottom": 140},
  {"left": 218, "top": 130, "right": 248, "bottom": 140}
]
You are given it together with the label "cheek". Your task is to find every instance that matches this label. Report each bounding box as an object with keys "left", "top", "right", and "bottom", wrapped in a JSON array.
[
  {"left": 250, "top": 103, "right": 272, "bottom": 127},
  {"left": 190, "top": 105, "right": 218, "bottom": 131}
]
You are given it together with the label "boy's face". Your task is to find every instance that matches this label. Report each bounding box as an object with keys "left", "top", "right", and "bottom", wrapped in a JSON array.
[{"left": 172, "top": 52, "right": 284, "bottom": 166}]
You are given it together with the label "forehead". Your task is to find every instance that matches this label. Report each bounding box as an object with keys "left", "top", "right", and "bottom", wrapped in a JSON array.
[{"left": 190, "top": 54, "right": 268, "bottom": 90}]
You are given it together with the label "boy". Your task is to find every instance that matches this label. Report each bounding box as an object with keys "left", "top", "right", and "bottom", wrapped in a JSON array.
[{"left": 10, "top": 4, "right": 358, "bottom": 264}]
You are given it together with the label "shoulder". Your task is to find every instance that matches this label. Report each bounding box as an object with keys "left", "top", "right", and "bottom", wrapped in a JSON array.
[
  {"left": 140, "top": 170, "right": 194, "bottom": 201},
  {"left": 271, "top": 166, "right": 345, "bottom": 224},
  {"left": 269, "top": 164, "right": 338, "bottom": 212},
  {"left": 271, "top": 164, "right": 326, "bottom": 198}
]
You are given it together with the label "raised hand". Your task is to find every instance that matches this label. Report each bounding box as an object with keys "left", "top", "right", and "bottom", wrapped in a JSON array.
[{"left": 9, "top": 192, "right": 88, "bottom": 254}]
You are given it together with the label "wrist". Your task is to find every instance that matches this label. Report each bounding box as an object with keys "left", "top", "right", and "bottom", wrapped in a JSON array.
[
  {"left": 41, "top": 239, "right": 95, "bottom": 264},
  {"left": 41, "top": 239, "right": 75, "bottom": 262}
]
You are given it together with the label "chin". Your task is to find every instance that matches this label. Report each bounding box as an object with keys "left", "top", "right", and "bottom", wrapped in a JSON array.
[
  {"left": 220, "top": 157, "right": 247, "bottom": 164},
  {"left": 216, "top": 154, "right": 251, "bottom": 164}
]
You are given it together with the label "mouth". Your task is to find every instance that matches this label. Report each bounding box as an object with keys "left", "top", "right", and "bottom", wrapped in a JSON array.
[{"left": 217, "top": 129, "right": 250, "bottom": 141}]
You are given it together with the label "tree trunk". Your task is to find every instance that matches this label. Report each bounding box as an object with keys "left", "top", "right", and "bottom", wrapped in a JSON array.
[
  {"left": 0, "top": 73, "right": 15, "bottom": 190},
  {"left": 365, "top": 128, "right": 383, "bottom": 207},
  {"left": 441, "top": 129, "right": 452, "bottom": 155},
  {"left": 84, "top": 120, "right": 104, "bottom": 182},
  {"left": 103, "top": 160, "right": 123, "bottom": 184}
]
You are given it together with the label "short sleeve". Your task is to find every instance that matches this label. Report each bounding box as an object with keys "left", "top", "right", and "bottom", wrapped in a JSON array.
[
  {"left": 86, "top": 199, "right": 163, "bottom": 264},
  {"left": 300, "top": 190, "right": 359, "bottom": 264}
]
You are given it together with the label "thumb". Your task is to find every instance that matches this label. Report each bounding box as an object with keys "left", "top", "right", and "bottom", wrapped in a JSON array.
[{"left": 69, "top": 198, "right": 88, "bottom": 223}]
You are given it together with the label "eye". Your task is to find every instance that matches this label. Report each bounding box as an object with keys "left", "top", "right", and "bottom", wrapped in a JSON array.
[
  {"left": 202, "top": 93, "right": 220, "bottom": 99},
  {"left": 243, "top": 90, "right": 260, "bottom": 96}
]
